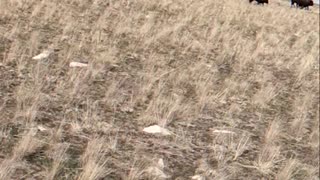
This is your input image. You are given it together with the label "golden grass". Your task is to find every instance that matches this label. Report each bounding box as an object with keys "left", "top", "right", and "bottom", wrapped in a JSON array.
[{"left": 0, "top": 0, "right": 319, "bottom": 179}]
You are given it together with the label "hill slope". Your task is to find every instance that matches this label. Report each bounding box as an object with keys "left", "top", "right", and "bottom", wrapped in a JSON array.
[{"left": 0, "top": 0, "right": 319, "bottom": 179}]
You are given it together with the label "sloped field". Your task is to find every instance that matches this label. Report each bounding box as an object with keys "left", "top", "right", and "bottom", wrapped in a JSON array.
[{"left": 0, "top": 0, "right": 319, "bottom": 179}]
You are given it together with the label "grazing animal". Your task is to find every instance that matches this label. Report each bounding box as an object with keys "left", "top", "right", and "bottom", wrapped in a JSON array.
[
  {"left": 291, "top": 0, "right": 314, "bottom": 9},
  {"left": 249, "top": 0, "right": 269, "bottom": 5}
]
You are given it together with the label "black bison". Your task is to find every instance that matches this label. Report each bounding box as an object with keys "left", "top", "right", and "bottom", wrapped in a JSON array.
[
  {"left": 249, "top": 0, "right": 269, "bottom": 5},
  {"left": 291, "top": 0, "right": 314, "bottom": 9}
]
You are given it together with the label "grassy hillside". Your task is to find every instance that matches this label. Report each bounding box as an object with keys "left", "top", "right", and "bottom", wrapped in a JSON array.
[{"left": 0, "top": 0, "right": 319, "bottom": 179}]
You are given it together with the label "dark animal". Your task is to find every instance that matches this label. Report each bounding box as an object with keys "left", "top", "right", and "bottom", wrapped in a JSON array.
[
  {"left": 291, "top": 0, "right": 314, "bottom": 9},
  {"left": 249, "top": 0, "right": 269, "bottom": 5}
]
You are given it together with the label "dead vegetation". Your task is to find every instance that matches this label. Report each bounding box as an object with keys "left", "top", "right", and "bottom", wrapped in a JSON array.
[{"left": 0, "top": 0, "right": 319, "bottom": 179}]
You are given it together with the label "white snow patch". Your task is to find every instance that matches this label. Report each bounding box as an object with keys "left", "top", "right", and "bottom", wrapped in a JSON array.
[
  {"left": 146, "top": 167, "right": 169, "bottom": 179},
  {"left": 212, "top": 129, "right": 235, "bottom": 134},
  {"left": 158, "top": 158, "right": 165, "bottom": 169},
  {"left": 143, "top": 125, "right": 171, "bottom": 135},
  {"left": 69, "top": 62, "right": 88, "bottom": 67},
  {"left": 32, "top": 50, "right": 52, "bottom": 60},
  {"left": 191, "top": 175, "right": 205, "bottom": 180},
  {"left": 37, "top": 125, "right": 47, "bottom": 132}
]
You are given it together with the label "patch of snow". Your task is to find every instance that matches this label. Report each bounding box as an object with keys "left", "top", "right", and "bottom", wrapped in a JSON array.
[
  {"left": 212, "top": 129, "right": 236, "bottom": 134},
  {"left": 32, "top": 50, "right": 52, "bottom": 60},
  {"left": 191, "top": 175, "right": 205, "bottom": 180},
  {"left": 146, "top": 167, "right": 169, "bottom": 179},
  {"left": 143, "top": 125, "right": 171, "bottom": 136},
  {"left": 69, "top": 62, "right": 88, "bottom": 67},
  {"left": 158, "top": 158, "right": 165, "bottom": 169},
  {"left": 37, "top": 125, "right": 47, "bottom": 132}
]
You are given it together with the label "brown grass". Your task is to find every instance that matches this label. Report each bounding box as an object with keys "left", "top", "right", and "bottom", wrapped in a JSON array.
[{"left": 0, "top": 0, "right": 319, "bottom": 179}]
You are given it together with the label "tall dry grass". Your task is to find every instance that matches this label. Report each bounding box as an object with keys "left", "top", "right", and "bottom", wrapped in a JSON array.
[{"left": 0, "top": 0, "right": 319, "bottom": 179}]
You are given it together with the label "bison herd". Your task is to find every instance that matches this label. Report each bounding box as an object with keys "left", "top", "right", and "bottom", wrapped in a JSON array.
[
  {"left": 249, "top": 0, "right": 314, "bottom": 10},
  {"left": 291, "top": 0, "right": 314, "bottom": 9}
]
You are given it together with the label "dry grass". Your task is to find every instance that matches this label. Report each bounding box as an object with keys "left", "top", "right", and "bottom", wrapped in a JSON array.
[{"left": 0, "top": 0, "right": 319, "bottom": 179}]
